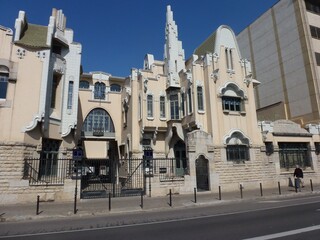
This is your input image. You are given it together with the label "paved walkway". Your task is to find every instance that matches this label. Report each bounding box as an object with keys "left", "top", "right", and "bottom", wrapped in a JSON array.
[{"left": 0, "top": 185, "right": 318, "bottom": 223}]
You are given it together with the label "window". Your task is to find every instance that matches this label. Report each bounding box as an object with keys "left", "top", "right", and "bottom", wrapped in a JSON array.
[
  {"left": 82, "top": 108, "right": 115, "bottom": 135},
  {"left": 79, "top": 80, "right": 89, "bottom": 89},
  {"left": 222, "top": 96, "right": 241, "bottom": 111},
  {"left": 310, "top": 25, "right": 320, "bottom": 39},
  {"left": 279, "top": 142, "right": 311, "bottom": 170},
  {"left": 305, "top": 0, "right": 320, "bottom": 15},
  {"left": 138, "top": 95, "right": 142, "bottom": 119},
  {"left": 147, "top": 95, "right": 153, "bottom": 118},
  {"left": 197, "top": 86, "right": 204, "bottom": 111},
  {"left": 224, "top": 131, "right": 250, "bottom": 163},
  {"left": 67, "top": 81, "right": 73, "bottom": 110},
  {"left": 39, "top": 139, "right": 60, "bottom": 181},
  {"left": 316, "top": 52, "right": 320, "bottom": 66},
  {"left": 0, "top": 72, "right": 8, "bottom": 99},
  {"left": 188, "top": 88, "right": 192, "bottom": 114},
  {"left": 94, "top": 82, "right": 106, "bottom": 100},
  {"left": 110, "top": 84, "right": 121, "bottom": 92},
  {"left": 226, "top": 145, "right": 249, "bottom": 162},
  {"left": 170, "top": 94, "right": 179, "bottom": 120},
  {"left": 51, "top": 75, "right": 60, "bottom": 108},
  {"left": 160, "top": 96, "right": 166, "bottom": 118},
  {"left": 181, "top": 92, "right": 185, "bottom": 117},
  {"left": 225, "top": 48, "right": 234, "bottom": 71}
]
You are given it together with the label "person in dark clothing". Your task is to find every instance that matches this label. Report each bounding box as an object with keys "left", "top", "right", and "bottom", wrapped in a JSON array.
[{"left": 293, "top": 165, "right": 304, "bottom": 191}]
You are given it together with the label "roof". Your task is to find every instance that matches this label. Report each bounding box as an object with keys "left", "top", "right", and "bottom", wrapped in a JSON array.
[
  {"left": 194, "top": 31, "right": 216, "bottom": 56},
  {"left": 15, "top": 24, "right": 49, "bottom": 49}
]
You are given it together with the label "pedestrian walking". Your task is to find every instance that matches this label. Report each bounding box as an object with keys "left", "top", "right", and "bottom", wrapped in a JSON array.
[{"left": 293, "top": 165, "right": 304, "bottom": 192}]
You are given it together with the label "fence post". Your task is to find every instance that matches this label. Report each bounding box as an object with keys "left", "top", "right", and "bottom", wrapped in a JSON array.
[
  {"left": 310, "top": 179, "right": 313, "bottom": 192},
  {"left": 36, "top": 195, "right": 40, "bottom": 215},
  {"left": 74, "top": 160, "right": 78, "bottom": 214},
  {"left": 240, "top": 184, "right": 243, "bottom": 199},
  {"left": 278, "top": 181, "right": 281, "bottom": 195},
  {"left": 260, "top": 183, "right": 263, "bottom": 197},
  {"left": 194, "top": 188, "right": 197, "bottom": 203},
  {"left": 109, "top": 192, "right": 111, "bottom": 211},
  {"left": 218, "top": 186, "right": 222, "bottom": 200},
  {"left": 140, "top": 191, "right": 144, "bottom": 209},
  {"left": 169, "top": 189, "right": 172, "bottom": 207}
]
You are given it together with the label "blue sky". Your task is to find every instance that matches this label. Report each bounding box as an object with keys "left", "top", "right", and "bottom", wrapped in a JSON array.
[{"left": 1, "top": 0, "right": 278, "bottom": 77}]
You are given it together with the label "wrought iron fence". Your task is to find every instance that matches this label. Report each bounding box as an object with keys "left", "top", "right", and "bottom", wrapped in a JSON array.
[
  {"left": 24, "top": 158, "right": 72, "bottom": 185},
  {"left": 23, "top": 157, "right": 189, "bottom": 197}
]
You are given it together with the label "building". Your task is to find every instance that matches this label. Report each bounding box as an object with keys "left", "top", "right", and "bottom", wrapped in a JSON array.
[
  {"left": 0, "top": 9, "right": 82, "bottom": 203},
  {"left": 237, "top": 0, "right": 320, "bottom": 126},
  {"left": 2, "top": 5, "right": 320, "bottom": 204}
]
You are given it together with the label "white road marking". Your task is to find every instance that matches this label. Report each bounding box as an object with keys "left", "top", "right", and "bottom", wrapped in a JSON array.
[
  {"left": 243, "top": 225, "right": 320, "bottom": 240},
  {"left": 1, "top": 197, "right": 320, "bottom": 239}
]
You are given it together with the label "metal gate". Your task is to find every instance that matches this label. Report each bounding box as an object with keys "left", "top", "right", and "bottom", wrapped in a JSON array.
[
  {"left": 196, "top": 156, "right": 209, "bottom": 191},
  {"left": 80, "top": 158, "right": 146, "bottom": 199}
]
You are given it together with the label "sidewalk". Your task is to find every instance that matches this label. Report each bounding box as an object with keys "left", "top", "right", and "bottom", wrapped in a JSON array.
[{"left": 0, "top": 185, "right": 318, "bottom": 223}]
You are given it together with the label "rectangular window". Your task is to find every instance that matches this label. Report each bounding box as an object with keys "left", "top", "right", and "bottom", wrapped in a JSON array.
[
  {"left": 197, "top": 86, "right": 204, "bottom": 111},
  {"left": 170, "top": 94, "right": 179, "bottom": 120},
  {"left": 51, "top": 75, "right": 60, "bottom": 108},
  {"left": 305, "top": 0, "right": 320, "bottom": 15},
  {"left": 139, "top": 95, "right": 142, "bottom": 119},
  {"left": 147, "top": 95, "right": 153, "bottom": 118},
  {"left": 188, "top": 88, "right": 192, "bottom": 114},
  {"left": 222, "top": 96, "right": 241, "bottom": 112},
  {"left": 39, "top": 139, "right": 61, "bottom": 181},
  {"left": 160, "top": 96, "right": 166, "bottom": 118},
  {"left": 226, "top": 145, "right": 249, "bottom": 162},
  {"left": 279, "top": 142, "right": 311, "bottom": 170},
  {"left": 315, "top": 52, "right": 320, "bottom": 66},
  {"left": 0, "top": 73, "right": 8, "bottom": 99},
  {"left": 310, "top": 25, "right": 320, "bottom": 39},
  {"left": 181, "top": 92, "right": 185, "bottom": 117},
  {"left": 67, "top": 81, "right": 74, "bottom": 110}
]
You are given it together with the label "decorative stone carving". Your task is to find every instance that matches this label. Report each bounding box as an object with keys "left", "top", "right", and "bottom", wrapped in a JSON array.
[
  {"left": 16, "top": 48, "right": 26, "bottom": 59},
  {"left": 36, "top": 51, "right": 46, "bottom": 60},
  {"left": 213, "top": 52, "right": 219, "bottom": 63},
  {"left": 143, "top": 78, "right": 148, "bottom": 93},
  {"left": 211, "top": 69, "right": 219, "bottom": 83}
]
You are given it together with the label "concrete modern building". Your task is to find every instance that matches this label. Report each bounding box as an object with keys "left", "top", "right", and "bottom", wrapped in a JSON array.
[
  {"left": 2, "top": 5, "right": 320, "bottom": 204},
  {"left": 237, "top": 0, "right": 320, "bottom": 126}
]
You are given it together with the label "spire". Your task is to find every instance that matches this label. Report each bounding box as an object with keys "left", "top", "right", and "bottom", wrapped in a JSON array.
[{"left": 164, "top": 5, "right": 185, "bottom": 88}]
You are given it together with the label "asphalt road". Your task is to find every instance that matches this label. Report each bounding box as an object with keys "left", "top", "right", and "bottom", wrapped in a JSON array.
[{"left": 1, "top": 195, "right": 320, "bottom": 240}]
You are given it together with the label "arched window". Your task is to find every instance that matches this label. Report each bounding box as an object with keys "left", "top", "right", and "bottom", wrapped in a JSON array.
[
  {"left": 79, "top": 80, "right": 90, "bottom": 89},
  {"left": 94, "top": 82, "right": 106, "bottom": 100},
  {"left": 224, "top": 131, "right": 250, "bottom": 163},
  {"left": 110, "top": 84, "right": 121, "bottom": 92},
  {"left": 220, "top": 83, "right": 245, "bottom": 113},
  {"left": 82, "top": 108, "right": 115, "bottom": 136}
]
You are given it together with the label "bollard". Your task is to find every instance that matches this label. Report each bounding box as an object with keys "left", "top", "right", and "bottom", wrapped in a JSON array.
[
  {"left": 240, "top": 184, "right": 243, "bottom": 199},
  {"left": 278, "top": 181, "right": 281, "bottom": 195},
  {"left": 140, "top": 191, "right": 144, "bottom": 209},
  {"left": 260, "top": 183, "right": 263, "bottom": 197},
  {"left": 310, "top": 179, "right": 314, "bottom": 192},
  {"left": 169, "top": 189, "right": 172, "bottom": 207},
  {"left": 194, "top": 188, "right": 197, "bottom": 203},
  {"left": 218, "top": 186, "right": 222, "bottom": 200},
  {"left": 109, "top": 192, "right": 111, "bottom": 211},
  {"left": 36, "top": 195, "right": 40, "bottom": 215}
]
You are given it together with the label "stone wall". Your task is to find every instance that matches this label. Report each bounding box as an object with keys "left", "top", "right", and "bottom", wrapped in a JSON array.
[{"left": 0, "top": 142, "right": 75, "bottom": 204}]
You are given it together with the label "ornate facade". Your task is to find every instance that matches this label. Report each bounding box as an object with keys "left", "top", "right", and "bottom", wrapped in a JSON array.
[{"left": 1, "top": 5, "right": 320, "bottom": 203}]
